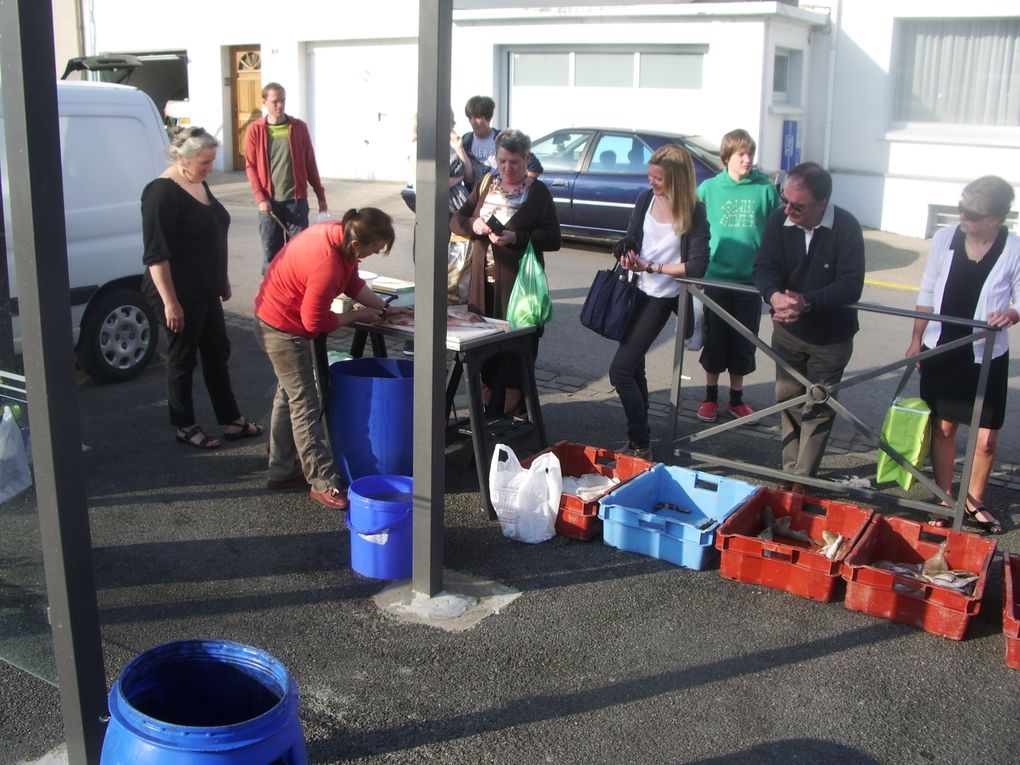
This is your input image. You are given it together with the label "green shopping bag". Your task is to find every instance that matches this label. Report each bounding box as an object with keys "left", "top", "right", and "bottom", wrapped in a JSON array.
[
  {"left": 507, "top": 241, "right": 553, "bottom": 330},
  {"left": 876, "top": 396, "right": 931, "bottom": 490}
]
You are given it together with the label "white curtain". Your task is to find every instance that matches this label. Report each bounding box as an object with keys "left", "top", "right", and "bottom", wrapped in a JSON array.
[{"left": 894, "top": 18, "right": 1020, "bottom": 126}]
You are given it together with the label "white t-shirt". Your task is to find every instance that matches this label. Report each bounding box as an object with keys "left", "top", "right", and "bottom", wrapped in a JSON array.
[{"left": 638, "top": 208, "right": 684, "bottom": 298}]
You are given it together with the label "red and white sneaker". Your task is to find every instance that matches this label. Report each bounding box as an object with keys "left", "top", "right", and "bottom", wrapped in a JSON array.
[
  {"left": 727, "top": 402, "right": 755, "bottom": 419},
  {"left": 696, "top": 401, "right": 718, "bottom": 422}
]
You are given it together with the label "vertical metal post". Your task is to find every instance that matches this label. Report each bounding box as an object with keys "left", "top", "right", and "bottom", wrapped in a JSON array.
[
  {"left": 411, "top": 0, "right": 453, "bottom": 596},
  {"left": 0, "top": 1, "right": 107, "bottom": 762},
  {"left": 0, "top": 169, "right": 16, "bottom": 369},
  {"left": 665, "top": 283, "right": 691, "bottom": 455},
  {"left": 955, "top": 327, "right": 995, "bottom": 529}
]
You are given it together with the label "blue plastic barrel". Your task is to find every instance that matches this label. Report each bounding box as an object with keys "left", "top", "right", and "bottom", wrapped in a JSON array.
[
  {"left": 346, "top": 474, "right": 413, "bottom": 579},
  {"left": 101, "top": 639, "right": 306, "bottom": 764},
  {"left": 329, "top": 358, "right": 413, "bottom": 483}
]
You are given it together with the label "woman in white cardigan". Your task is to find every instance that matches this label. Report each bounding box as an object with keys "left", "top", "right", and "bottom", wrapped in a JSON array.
[{"left": 907, "top": 175, "right": 1019, "bottom": 534}]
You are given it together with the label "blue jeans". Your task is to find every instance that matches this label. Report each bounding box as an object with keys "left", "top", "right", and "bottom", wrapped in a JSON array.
[
  {"left": 258, "top": 198, "right": 310, "bottom": 272},
  {"left": 609, "top": 291, "right": 677, "bottom": 449}
]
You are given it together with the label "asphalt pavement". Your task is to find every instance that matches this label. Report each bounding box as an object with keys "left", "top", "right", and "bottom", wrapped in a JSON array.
[{"left": 2, "top": 174, "right": 1019, "bottom": 765}]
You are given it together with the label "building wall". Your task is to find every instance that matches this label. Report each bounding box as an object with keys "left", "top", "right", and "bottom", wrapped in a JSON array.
[
  {"left": 821, "top": 0, "right": 1019, "bottom": 236},
  {"left": 76, "top": 0, "right": 1019, "bottom": 237}
]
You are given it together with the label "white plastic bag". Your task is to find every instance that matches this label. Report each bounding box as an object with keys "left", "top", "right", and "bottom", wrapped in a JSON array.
[
  {"left": 0, "top": 407, "right": 32, "bottom": 503},
  {"left": 489, "top": 444, "right": 562, "bottom": 543}
]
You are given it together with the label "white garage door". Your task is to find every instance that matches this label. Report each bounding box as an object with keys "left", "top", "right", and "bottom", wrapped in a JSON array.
[
  {"left": 507, "top": 47, "right": 708, "bottom": 140},
  {"left": 308, "top": 42, "right": 418, "bottom": 181}
]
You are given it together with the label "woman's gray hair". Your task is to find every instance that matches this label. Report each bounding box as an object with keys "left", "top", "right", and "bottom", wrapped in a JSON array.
[
  {"left": 494, "top": 128, "right": 531, "bottom": 158},
  {"left": 963, "top": 175, "right": 1015, "bottom": 220},
  {"left": 168, "top": 126, "right": 219, "bottom": 161}
]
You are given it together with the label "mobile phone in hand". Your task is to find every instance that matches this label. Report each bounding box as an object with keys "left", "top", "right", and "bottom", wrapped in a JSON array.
[{"left": 486, "top": 214, "right": 505, "bottom": 235}]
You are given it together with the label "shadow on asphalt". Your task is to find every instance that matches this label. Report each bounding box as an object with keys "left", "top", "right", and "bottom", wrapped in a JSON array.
[
  {"left": 862, "top": 237, "right": 921, "bottom": 274},
  {"left": 309, "top": 622, "right": 902, "bottom": 760}
]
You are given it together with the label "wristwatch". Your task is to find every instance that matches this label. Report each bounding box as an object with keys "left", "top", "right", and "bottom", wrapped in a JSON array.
[{"left": 646, "top": 263, "right": 654, "bottom": 273}]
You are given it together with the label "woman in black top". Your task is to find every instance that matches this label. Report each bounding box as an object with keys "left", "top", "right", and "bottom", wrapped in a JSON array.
[
  {"left": 908, "top": 176, "right": 1019, "bottom": 534},
  {"left": 609, "top": 144, "right": 709, "bottom": 459},
  {"left": 141, "top": 127, "right": 262, "bottom": 449}
]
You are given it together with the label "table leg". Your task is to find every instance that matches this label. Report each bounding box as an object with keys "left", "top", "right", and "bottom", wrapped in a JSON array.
[
  {"left": 445, "top": 356, "right": 464, "bottom": 422},
  {"left": 350, "top": 329, "right": 367, "bottom": 358},
  {"left": 462, "top": 353, "right": 496, "bottom": 519},
  {"left": 519, "top": 352, "right": 547, "bottom": 449}
]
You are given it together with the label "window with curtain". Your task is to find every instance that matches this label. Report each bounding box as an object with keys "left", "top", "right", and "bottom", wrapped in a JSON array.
[{"left": 893, "top": 18, "right": 1020, "bottom": 126}]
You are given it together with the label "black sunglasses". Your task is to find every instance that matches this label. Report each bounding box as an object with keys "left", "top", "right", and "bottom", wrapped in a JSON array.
[
  {"left": 958, "top": 203, "right": 992, "bottom": 222},
  {"left": 780, "top": 194, "right": 821, "bottom": 214}
]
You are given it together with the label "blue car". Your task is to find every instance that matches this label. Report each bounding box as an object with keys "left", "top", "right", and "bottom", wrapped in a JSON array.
[{"left": 530, "top": 128, "right": 723, "bottom": 241}]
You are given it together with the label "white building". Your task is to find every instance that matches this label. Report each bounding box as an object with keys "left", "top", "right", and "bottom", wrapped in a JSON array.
[{"left": 57, "top": 0, "right": 1019, "bottom": 237}]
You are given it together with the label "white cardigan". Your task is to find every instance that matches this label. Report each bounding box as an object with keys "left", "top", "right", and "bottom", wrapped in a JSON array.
[{"left": 918, "top": 224, "right": 1020, "bottom": 361}]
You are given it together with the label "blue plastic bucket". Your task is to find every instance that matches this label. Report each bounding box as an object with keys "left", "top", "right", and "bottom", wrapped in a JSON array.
[
  {"left": 101, "top": 639, "right": 306, "bottom": 764},
  {"left": 346, "top": 474, "right": 413, "bottom": 580},
  {"left": 329, "top": 358, "right": 413, "bottom": 483}
]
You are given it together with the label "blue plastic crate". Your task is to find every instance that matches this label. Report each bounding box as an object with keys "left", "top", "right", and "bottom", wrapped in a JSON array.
[
  {"left": 601, "top": 517, "right": 718, "bottom": 570},
  {"left": 597, "top": 465, "right": 760, "bottom": 569}
]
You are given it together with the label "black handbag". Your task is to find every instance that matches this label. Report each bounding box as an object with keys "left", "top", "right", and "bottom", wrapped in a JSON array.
[{"left": 579, "top": 261, "right": 639, "bottom": 341}]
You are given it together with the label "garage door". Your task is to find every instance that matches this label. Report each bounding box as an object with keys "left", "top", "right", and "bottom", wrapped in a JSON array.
[
  {"left": 308, "top": 42, "right": 418, "bottom": 181},
  {"left": 507, "top": 46, "right": 708, "bottom": 141}
]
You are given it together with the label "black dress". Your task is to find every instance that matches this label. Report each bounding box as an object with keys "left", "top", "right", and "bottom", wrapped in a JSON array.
[{"left": 920, "top": 226, "right": 1009, "bottom": 429}]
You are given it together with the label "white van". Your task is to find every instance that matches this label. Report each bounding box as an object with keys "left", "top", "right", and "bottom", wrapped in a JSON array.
[{"left": 0, "top": 80, "right": 169, "bottom": 381}]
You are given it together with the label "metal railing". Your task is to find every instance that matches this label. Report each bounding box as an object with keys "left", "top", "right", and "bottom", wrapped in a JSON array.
[{"left": 664, "top": 277, "right": 999, "bottom": 530}]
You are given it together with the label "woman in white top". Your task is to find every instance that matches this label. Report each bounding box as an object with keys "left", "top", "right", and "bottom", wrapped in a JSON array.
[
  {"left": 907, "top": 175, "right": 1019, "bottom": 534},
  {"left": 609, "top": 144, "right": 710, "bottom": 459}
]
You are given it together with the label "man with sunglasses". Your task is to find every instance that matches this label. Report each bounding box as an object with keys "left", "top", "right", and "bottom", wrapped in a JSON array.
[{"left": 753, "top": 162, "right": 865, "bottom": 488}]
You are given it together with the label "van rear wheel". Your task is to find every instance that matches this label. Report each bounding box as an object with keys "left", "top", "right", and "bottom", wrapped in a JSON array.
[{"left": 77, "top": 289, "right": 158, "bottom": 383}]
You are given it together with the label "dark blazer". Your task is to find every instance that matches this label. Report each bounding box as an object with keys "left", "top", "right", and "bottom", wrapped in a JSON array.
[
  {"left": 451, "top": 175, "right": 561, "bottom": 320},
  {"left": 753, "top": 203, "right": 865, "bottom": 345},
  {"left": 621, "top": 189, "right": 710, "bottom": 281},
  {"left": 616, "top": 188, "right": 710, "bottom": 336}
]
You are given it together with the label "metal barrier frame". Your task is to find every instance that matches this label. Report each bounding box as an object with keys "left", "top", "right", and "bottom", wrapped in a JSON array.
[{"left": 664, "top": 277, "right": 998, "bottom": 530}]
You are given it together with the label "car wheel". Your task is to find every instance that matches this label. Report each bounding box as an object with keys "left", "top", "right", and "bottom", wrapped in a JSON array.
[{"left": 77, "top": 288, "right": 158, "bottom": 382}]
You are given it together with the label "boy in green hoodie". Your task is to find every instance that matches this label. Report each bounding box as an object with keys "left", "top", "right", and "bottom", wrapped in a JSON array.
[{"left": 695, "top": 129, "right": 781, "bottom": 423}]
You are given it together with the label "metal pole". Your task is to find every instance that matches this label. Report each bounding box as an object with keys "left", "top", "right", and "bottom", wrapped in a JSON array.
[
  {"left": 411, "top": 0, "right": 453, "bottom": 597},
  {"left": 0, "top": 1, "right": 107, "bottom": 762}
]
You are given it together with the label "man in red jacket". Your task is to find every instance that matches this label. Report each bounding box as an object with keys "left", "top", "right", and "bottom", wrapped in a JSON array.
[{"left": 244, "top": 82, "right": 328, "bottom": 272}]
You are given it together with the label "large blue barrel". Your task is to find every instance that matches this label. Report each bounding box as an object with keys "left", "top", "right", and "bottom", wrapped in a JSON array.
[
  {"left": 346, "top": 474, "right": 413, "bottom": 580},
  {"left": 328, "top": 358, "right": 413, "bottom": 483},
  {"left": 101, "top": 639, "right": 306, "bottom": 764}
]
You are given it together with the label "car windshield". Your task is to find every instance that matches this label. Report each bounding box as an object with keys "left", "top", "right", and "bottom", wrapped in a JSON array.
[
  {"left": 531, "top": 130, "right": 593, "bottom": 173},
  {"left": 681, "top": 136, "right": 724, "bottom": 172}
]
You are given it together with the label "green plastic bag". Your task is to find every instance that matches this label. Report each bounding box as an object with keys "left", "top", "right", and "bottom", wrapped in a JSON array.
[
  {"left": 876, "top": 396, "right": 931, "bottom": 490},
  {"left": 506, "top": 242, "right": 553, "bottom": 330}
]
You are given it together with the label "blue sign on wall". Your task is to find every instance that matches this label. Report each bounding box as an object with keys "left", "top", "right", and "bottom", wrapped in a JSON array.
[{"left": 781, "top": 119, "right": 801, "bottom": 171}]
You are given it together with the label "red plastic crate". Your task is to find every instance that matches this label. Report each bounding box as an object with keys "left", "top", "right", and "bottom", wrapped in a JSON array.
[
  {"left": 521, "top": 441, "right": 653, "bottom": 540},
  {"left": 1005, "top": 553, "right": 1020, "bottom": 669},
  {"left": 715, "top": 489, "right": 874, "bottom": 602},
  {"left": 841, "top": 515, "right": 996, "bottom": 640}
]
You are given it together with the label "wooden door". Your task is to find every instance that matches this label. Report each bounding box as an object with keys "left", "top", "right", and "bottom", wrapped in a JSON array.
[{"left": 230, "top": 47, "right": 262, "bottom": 171}]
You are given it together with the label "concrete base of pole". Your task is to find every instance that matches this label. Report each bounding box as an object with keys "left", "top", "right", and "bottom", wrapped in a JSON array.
[{"left": 374, "top": 570, "right": 520, "bottom": 632}]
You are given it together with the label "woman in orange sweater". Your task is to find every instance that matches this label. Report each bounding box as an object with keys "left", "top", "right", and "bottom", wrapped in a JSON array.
[{"left": 254, "top": 208, "right": 408, "bottom": 510}]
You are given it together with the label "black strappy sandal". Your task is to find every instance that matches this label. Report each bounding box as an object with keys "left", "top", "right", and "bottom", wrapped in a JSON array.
[
  {"left": 223, "top": 417, "right": 264, "bottom": 441},
  {"left": 176, "top": 425, "right": 221, "bottom": 450},
  {"left": 966, "top": 504, "right": 1004, "bottom": 535}
]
